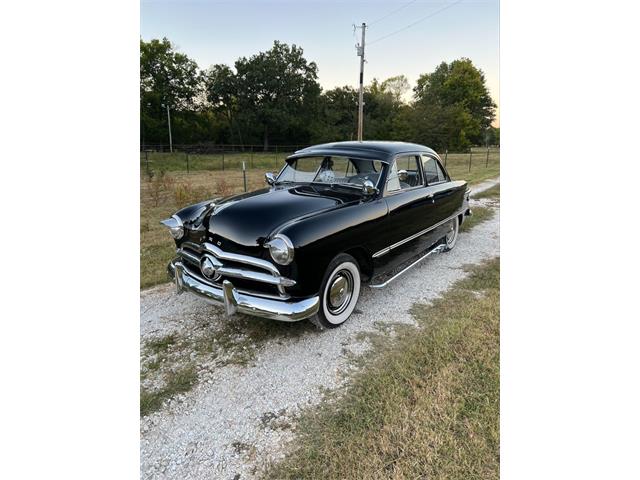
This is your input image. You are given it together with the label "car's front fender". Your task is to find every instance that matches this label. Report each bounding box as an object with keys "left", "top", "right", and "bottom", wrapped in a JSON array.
[{"left": 277, "top": 199, "right": 388, "bottom": 296}]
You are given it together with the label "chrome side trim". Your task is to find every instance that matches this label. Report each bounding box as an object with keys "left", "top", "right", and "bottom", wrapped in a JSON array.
[
  {"left": 370, "top": 244, "right": 446, "bottom": 288},
  {"left": 372, "top": 208, "right": 464, "bottom": 258},
  {"left": 169, "top": 260, "right": 319, "bottom": 322}
]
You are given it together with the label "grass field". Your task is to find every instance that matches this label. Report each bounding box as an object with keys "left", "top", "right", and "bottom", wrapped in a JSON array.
[
  {"left": 140, "top": 149, "right": 499, "bottom": 289},
  {"left": 267, "top": 258, "right": 500, "bottom": 479},
  {"left": 140, "top": 150, "right": 292, "bottom": 173}
]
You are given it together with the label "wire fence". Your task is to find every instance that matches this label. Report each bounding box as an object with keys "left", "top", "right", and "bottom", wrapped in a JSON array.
[
  {"left": 140, "top": 144, "right": 499, "bottom": 214},
  {"left": 140, "top": 144, "right": 305, "bottom": 174},
  {"left": 140, "top": 143, "right": 500, "bottom": 178}
]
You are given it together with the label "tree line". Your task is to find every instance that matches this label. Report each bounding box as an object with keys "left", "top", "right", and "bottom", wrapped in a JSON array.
[{"left": 140, "top": 38, "right": 498, "bottom": 151}]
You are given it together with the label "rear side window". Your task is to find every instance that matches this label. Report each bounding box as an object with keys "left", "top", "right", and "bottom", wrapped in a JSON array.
[{"left": 422, "top": 155, "right": 447, "bottom": 184}]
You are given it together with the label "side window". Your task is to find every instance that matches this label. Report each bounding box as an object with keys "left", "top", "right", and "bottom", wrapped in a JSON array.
[
  {"left": 422, "top": 155, "right": 447, "bottom": 184},
  {"left": 386, "top": 155, "right": 423, "bottom": 193}
]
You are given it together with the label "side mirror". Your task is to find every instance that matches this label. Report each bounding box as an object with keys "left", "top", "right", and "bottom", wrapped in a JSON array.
[
  {"left": 362, "top": 179, "right": 378, "bottom": 196},
  {"left": 397, "top": 169, "right": 408, "bottom": 182},
  {"left": 265, "top": 172, "right": 276, "bottom": 186}
]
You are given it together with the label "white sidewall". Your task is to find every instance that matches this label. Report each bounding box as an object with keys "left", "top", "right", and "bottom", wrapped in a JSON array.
[
  {"left": 446, "top": 218, "right": 459, "bottom": 249},
  {"left": 322, "top": 261, "right": 361, "bottom": 325}
]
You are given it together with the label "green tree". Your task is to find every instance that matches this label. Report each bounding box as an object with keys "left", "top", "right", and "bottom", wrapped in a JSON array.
[
  {"left": 140, "top": 38, "right": 202, "bottom": 145},
  {"left": 362, "top": 77, "right": 407, "bottom": 140},
  {"left": 488, "top": 126, "right": 500, "bottom": 145},
  {"left": 234, "top": 41, "right": 321, "bottom": 149},
  {"left": 381, "top": 75, "right": 410, "bottom": 103},
  {"left": 412, "top": 58, "right": 496, "bottom": 150},
  {"left": 315, "top": 76, "right": 409, "bottom": 143},
  {"left": 203, "top": 64, "right": 244, "bottom": 145},
  {"left": 313, "top": 86, "right": 358, "bottom": 142}
]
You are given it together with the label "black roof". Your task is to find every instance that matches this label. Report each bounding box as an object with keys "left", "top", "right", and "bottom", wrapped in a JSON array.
[{"left": 292, "top": 141, "right": 437, "bottom": 161}]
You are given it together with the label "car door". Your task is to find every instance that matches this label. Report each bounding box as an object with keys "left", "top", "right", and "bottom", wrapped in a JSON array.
[
  {"left": 422, "top": 154, "right": 461, "bottom": 224},
  {"left": 374, "top": 154, "right": 437, "bottom": 272}
]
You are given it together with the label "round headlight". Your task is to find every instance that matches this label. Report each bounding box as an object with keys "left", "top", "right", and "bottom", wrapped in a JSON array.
[
  {"left": 266, "top": 234, "right": 294, "bottom": 265},
  {"left": 169, "top": 225, "right": 184, "bottom": 240},
  {"left": 160, "top": 215, "right": 184, "bottom": 240}
]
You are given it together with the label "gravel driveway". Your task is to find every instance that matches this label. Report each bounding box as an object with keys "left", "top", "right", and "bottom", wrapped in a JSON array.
[{"left": 140, "top": 179, "right": 500, "bottom": 479}]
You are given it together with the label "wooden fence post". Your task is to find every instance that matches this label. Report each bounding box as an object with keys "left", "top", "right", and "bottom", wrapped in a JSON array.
[
  {"left": 243, "top": 161, "right": 247, "bottom": 192},
  {"left": 468, "top": 149, "right": 473, "bottom": 172}
]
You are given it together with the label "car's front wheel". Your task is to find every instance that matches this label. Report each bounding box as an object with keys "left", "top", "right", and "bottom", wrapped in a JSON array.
[{"left": 310, "top": 253, "right": 361, "bottom": 329}]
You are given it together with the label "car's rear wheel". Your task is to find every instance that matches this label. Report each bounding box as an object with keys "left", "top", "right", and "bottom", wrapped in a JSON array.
[
  {"left": 310, "top": 253, "right": 361, "bottom": 329},
  {"left": 443, "top": 217, "right": 459, "bottom": 251}
]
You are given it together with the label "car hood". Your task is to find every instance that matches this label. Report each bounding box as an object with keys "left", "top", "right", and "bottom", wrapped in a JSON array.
[{"left": 206, "top": 185, "right": 358, "bottom": 247}]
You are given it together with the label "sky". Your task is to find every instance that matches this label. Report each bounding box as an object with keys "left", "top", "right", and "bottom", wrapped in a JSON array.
[{"left": 141, "top": 0, "right": 499, "bottom": 125}]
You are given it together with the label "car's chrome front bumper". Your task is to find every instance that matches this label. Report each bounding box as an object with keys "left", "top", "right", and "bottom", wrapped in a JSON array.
[{"left": 168, "top": 260, "right": 319, "bottom": 322}]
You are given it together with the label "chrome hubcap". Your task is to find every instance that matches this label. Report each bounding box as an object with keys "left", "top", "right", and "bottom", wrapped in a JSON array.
[{"left": 327, "top": 271, "right": 353, "bottom": 314}]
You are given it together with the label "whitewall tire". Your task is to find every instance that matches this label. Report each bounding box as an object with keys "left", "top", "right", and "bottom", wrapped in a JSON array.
[{"left": 310, "top": 253, "right": 361, "bottom": 329}]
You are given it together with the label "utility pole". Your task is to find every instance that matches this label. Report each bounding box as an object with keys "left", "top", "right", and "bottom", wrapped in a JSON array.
[
  {"left": 166, "top": 104, "right": 173, "bottom": 153},
  {"left": 356, "top": 22, "right": 366, "bottom": 142}
]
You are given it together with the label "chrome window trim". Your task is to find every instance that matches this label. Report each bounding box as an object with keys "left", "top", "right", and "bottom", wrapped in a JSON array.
[
  {"left": 384, "top": 183, "right": 424, "bottom": 197},
  {"left": 421, "top": 153, "right": 450, "bottom": 185},
  {"left": 372, "top": 208, "right": 464, "bottom": 258},
  {"left": 383, "top": 153, "right": 425, "bottom": 197}
]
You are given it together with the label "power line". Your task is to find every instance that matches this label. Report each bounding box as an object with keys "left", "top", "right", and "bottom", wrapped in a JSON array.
[
  {"left": 368, "top": 0, "right": 419, "bottom": 26},
  {"left": 368, "top": 0, "right": 464, "bottom": 46}
]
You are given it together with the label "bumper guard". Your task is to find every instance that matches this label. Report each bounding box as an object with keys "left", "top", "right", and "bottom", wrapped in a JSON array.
[{"left": 168, "top": 260, "right": 319, "bottom": 322}]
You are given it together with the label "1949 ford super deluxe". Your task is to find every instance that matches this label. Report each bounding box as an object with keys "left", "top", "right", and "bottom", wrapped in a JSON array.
[{"left": 162, "top": 141, "right": 471, "bottom": 328}]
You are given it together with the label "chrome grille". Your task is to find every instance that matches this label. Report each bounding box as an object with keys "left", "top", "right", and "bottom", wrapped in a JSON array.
[{"left": 177, "top": 241, "right": 295, "bottom": 298}]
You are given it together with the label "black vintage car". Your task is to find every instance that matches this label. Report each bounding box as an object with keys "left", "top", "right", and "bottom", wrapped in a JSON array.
[{"left": 162, "top": 141, "right": 470, "bottom": 328}]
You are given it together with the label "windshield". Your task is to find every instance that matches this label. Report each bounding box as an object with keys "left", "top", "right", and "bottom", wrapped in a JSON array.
[{"left": 277, "top": 156, "right": 384, "bottom": 188}]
